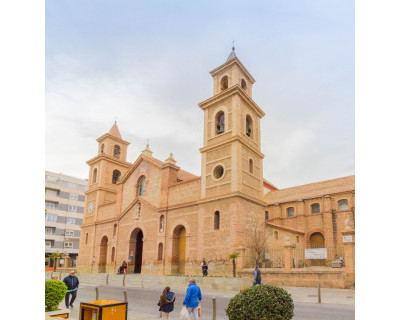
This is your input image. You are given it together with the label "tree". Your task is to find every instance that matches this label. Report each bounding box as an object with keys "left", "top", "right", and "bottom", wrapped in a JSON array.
[
  {"left": 246, "top": 217, "right": 273, "bottom": 267},
  {"left": 48, "top": 252, "right": 63, "bottom": 272},
  {"left": 228, "top": 252, "right": 240, "bottom": 277}
]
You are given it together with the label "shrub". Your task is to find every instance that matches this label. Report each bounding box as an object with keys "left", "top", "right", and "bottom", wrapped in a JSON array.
[
  {"left": 45, "top": 280, "right": 67, "bottom": 311},
  {"left": 226, "top": 285, "right": 294, "bottom": 320}
]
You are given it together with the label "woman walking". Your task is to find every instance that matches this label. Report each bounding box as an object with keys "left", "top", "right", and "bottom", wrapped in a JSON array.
[{"left": 158, "top": 286, "right": 175, "bottom": 319}]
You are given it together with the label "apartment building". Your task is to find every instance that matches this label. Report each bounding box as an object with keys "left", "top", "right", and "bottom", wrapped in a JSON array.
[{"left": 45, "top": 171, "right": 87, "bottom": 266}]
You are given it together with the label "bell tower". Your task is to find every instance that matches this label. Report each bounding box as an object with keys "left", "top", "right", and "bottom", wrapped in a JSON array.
[
  {"left": 198, "top": 48, "right": 266, "bottom": 201},
  {"left": 85, "top": 122, "right": 131, "bottom": 221}
]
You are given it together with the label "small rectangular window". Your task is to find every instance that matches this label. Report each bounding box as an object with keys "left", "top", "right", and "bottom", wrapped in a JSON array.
[
  {"left": 68, "top": 205, "right": 77, "bottom": 212},
  {"left": 64, "top": 242, "right": 73, "bottom": 248},
  {"left": 46, "top": 214, "right": 57, "bottom": 222},
  {"left": 69, "top": 194, "right": 79, "bottom": 201},
  {"left": 45, "top": 227, "right": 55, "bottom": 234},
  {"left": 287, "top": 207, "right": 295, "bottom": 217},
  {"left": 65, "top": 230, "right": 74, "bottom": 237},
  {"left": 45, "top": 202, "right": 57, "bottom": 210},
  {"left": 67, "top": 218, "right": 76, "bottom": 224},
  {"left": 45, "top": 241, "right": 53, "bottom": 249}
]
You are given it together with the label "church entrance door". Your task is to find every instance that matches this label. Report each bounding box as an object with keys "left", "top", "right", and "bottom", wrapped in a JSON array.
[
  {"left": 172, "top": 225, "right": 186, "bottom": 275},
  {"left": 128, "top": 228, "right": 143, "bottom": 274},
  {"left": 99, "top": 236, "right": 108, "bottom": 273},
  {"left": 309, "top": 232, "right": 325, "bottom": 266}
]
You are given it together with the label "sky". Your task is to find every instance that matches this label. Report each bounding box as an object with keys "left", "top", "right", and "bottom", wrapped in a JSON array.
[{"left": 45, "top": 0, "right": 354, "bottom": 189}]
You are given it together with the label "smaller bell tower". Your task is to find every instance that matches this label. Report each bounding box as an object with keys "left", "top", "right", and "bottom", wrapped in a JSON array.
[{"left": 85, "top": 122, "right": 131, "bottom": 221}]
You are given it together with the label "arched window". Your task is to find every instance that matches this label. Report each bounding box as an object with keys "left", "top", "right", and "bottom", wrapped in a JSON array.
[
  {"left": 241, "top": 79, "right": 247, "bottom": 90},
  {"left": 214, "top": 211, "right": 220, "bottom": 230},
  {"left": 274, "top": 231, "right": 278, "bottom": 240},
  {"left": 111, "top": 247, "right": 115, "bottom": 262},
  {"left": 112, "top": 170, "right": 121, "bottom": 184},
  {"left": 311, "top": 203, "right": 320, "bottom": 214},
  {"left": 137, "top": 176, "right": 146, "bottom": 196},
  {"left": 92, "top": 168, "right": 97, "bottom": 183},
  {"left": 221, "top": 76, "right": 228, "bottom": 90},
  {"left": 113, "top": 145, "right": 121, "bottom": 158},
  {"left": 85, "top": 233, "right": 88, "bottom": 245},
  {"left": 101, "top": 144, "right": 105, "bottom": 153},
  {"left": 287, "top": 207, "right": 295, "bottom": 217},
  {"left": 159, "top": 215, "right": 165, "bottom": 232},
  {"left": 246, "top": 115, "right": 253, "bottom": 137},
  {"left": 249, "top": 159, "right": 254, "bottom": 173},
  {"left": 113, "top": 224, "right": 117, "bottom": 238},
  {"left": 338, "top": 199, "right": 349, "bottom": 210},
  {"left": 216, "top": 111, "right": 225, "bottom": 134},
  {"left": 265, "top": 211, "right": 269, "bottom": 220},
  {"left": 158, "top": 243, "right": 163, "bottom": 261}
]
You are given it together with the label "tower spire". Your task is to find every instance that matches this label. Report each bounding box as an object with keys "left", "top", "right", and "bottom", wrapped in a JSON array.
[{"left": 226, "top": 41, "right": 237, "bottom": 62}]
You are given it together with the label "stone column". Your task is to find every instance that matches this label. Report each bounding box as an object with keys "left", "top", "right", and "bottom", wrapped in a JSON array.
[
  {"left": 283, "top": 244, "right": 293, "bottom": 273},
  {"left": 341, "top": 230, "right": 355, "bottom": 275}
]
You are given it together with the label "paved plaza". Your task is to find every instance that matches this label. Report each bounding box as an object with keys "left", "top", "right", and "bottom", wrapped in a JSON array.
[{"left": 65, "top": 282, "right": 354, "bottom": 320}]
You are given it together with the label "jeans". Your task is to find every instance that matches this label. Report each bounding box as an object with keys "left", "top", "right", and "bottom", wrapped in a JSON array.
[
  {"left": 252, "top": 279, "right": 261, "bottom": 286},
  {"left": 186, "top": 306, "right": 199, "bottom": 320},
  {"left": 65, "top": 290, "right": 77, "bottom": 307}
]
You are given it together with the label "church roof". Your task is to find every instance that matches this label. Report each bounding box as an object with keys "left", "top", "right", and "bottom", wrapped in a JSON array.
[
  {"left": 109, "top": 122, "right": 122, "bottom": 139},
  {"left": 265, "top": 175, "right": 355, "bottom": 204}
]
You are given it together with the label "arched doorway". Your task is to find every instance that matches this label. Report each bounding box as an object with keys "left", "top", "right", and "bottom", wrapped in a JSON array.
[
  {"left": 309, "top": 232, "right": 325, "bottom": 266},
  {"left": 172, "top": 225, "right": 186, "bottom": 275},
  {"left": 99, "top": 236, "right": 108, "bottom": 273},
  {"left": 128, "top": 228, "right": 143, "bottom": 274}
]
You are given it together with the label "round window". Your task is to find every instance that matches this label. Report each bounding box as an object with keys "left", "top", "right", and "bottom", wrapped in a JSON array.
[{"left": 213, "top": 165, "right": 224, "bottom": 179}]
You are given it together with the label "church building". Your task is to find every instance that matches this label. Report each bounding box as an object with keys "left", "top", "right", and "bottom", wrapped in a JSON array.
[{"left": 77, "top": 49, "right": 355, "bottom": 276}]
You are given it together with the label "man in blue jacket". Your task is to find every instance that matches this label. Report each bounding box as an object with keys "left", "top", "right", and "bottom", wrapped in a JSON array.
[
  {"left": 63, "top": 270, "right": 79, "bottom": 308},
  {"left": 183, "top": 278, "right": 202, "bottom": 320}
]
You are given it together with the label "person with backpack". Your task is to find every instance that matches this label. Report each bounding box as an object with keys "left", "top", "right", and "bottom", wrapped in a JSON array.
[
  {"left": 158, "top": 286, "right": 175, "bottom": 319},
  {"left": 252, "top": 265, "right": 261, "bottom": 286}
]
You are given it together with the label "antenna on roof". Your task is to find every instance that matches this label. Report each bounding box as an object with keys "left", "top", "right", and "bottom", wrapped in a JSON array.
[{"left": 232, "top": 40, "right": 235, "bottom": 51}]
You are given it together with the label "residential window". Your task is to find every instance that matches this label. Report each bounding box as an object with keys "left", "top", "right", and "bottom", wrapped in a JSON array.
[
  {"left": 45, "top": 189, "right": 58, "bottom": 197},
  {"left": 45, "top": 227, "right": 55, "bottom": 235},
  {"left": 67, "top": 218, "right": 76, "bottom": 224},
  {"left": 338, "top": 199, "right": 349, "bottom": 210},
  {"left": 46, "top": 214, "right": 57, "bottom": 222},
  {"left": 64, "top": 242, "right": 73, "bottom": 248},
  {"left": 46, "top": 175, "right": 58, "bottom": 184},
  {"left": 68, "top": 205, "right": 77, "bottom": 212},
  {"left": 45, "top": 202, "right": 57, "bottom": 210},
  {"left": 214, "top": 211, "right": 220, "bottom": 230},
  {"left": 45, "top": 241, "right": 52, "bottom": 249},
  {"left": 69, "top": 193, "right": 79, "bottom": 201},
  {"left": 311, "top": 203, "right": 320, "bottom": 214},
  {"left": 287, "top": 207, "right": 295, "bottom": 217},
  {"left": 65, "top": 230, "right": 74, "bottom": 237},
  {"left": 265, "top": 211, "right": 269, "bottom": 220},
  {"left": 137, "top": 176, "right": 146, "bottom": 196}
]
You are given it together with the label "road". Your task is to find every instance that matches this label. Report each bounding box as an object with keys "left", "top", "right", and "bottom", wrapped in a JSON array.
[{"left": 67, "top": 283, "right": 355, "bottom": 320}]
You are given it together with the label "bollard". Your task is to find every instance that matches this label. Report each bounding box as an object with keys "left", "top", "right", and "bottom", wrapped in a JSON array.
[
  {"left": 95, "top": 287, "right": 99, "bottom": 300},
  {"left": 106, "top": 274, "right": 109, "bottom": 285},
  {"left": 212, "top": 297, "right": 216, "bottom": 320},
  {"left": 318, "top": 283, "right": 321, "bottom": 304},
  {"left": 124, "top": 291, "right": 128, "bottom": 302},
  {"left": 123, "top": 274, "right": 126, "bottom": 287}
]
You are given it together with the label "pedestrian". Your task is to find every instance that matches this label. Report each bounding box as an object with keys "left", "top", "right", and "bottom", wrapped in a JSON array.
[
  {"left": 201, "top": 258, "right": 208, "bottom": 276},
  {"left": 63, "top": 270, "right": 79, "bottom": 308},
  {"left": 252, "top": 265, "right": 261, "bottom": 286},
  {"left": 183, "top": 278, "right": 202, "bottom": 320},
  {"left": 158, "top": 286, "right": 176, "bottom": 319}
]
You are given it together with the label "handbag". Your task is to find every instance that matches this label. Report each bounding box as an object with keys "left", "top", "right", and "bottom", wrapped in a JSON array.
[{"left": 198, "top": 304, "right": 202, "bottom": 318}]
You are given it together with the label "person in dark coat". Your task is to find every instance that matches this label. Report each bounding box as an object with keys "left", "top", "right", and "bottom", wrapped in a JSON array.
[
  {"left": 252, "top": 265, "right": 261, "bottom": 286},
  {"left": 201, "top": 258, "right": 208, "bottom": 276},
  {"left": 63, "top": 270, "right": 79, "bottom": 308},
  {"left": 158, "top": 286, "right": 175, "bottom": 319}
]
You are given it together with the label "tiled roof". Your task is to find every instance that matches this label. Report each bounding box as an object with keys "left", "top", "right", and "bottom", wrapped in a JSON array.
[{"left": 265, "top": 175, "right": 355, "bottom": 204}]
